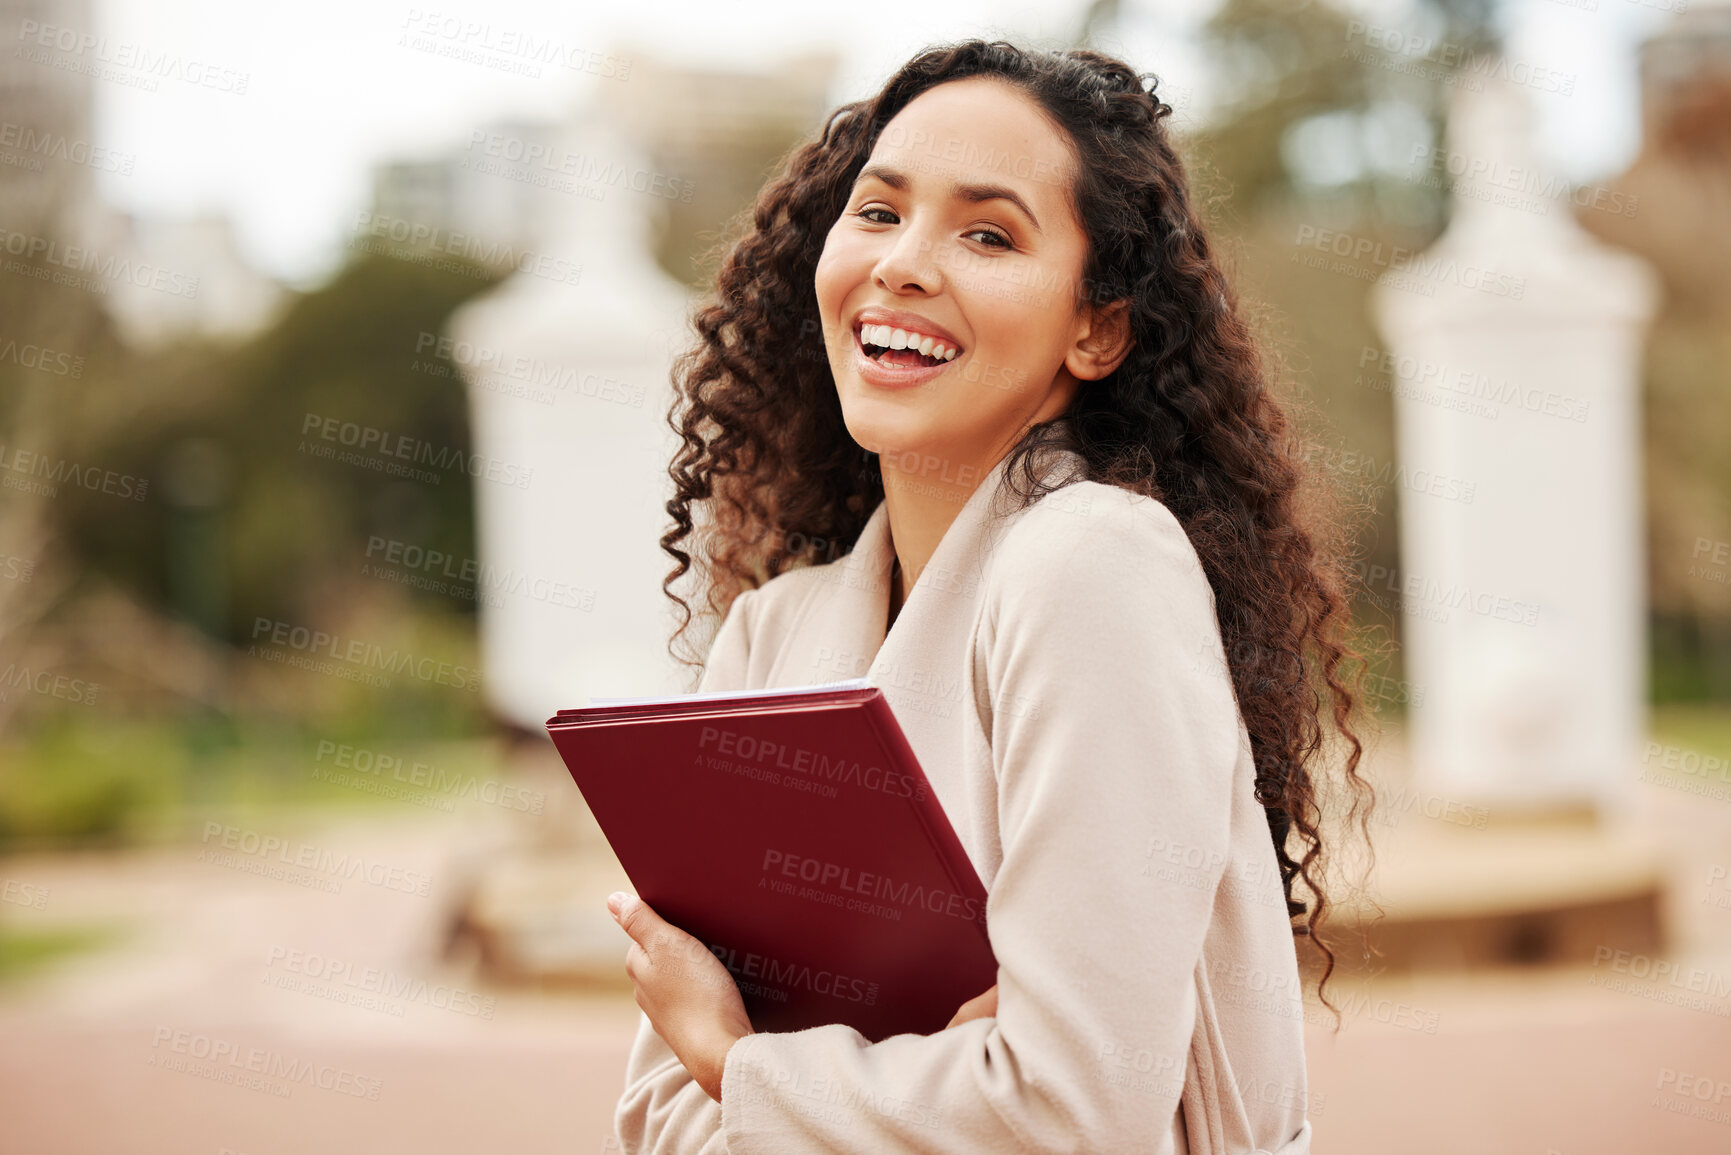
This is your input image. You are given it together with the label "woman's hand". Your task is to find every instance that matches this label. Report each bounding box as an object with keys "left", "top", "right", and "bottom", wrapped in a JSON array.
[
  {"left": 945, "top": 983, "right": 999, "bottom": 1029},
  {"left": 608, "top": 892, "right": 755, "bottom": 1103}
]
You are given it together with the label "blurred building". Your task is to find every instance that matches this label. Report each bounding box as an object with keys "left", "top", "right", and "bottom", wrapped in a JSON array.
[
  {"left": 1374, "top": 64, "right": 1660, "bottom": 818},
  {"left": 437, "top": 49, "right": 844, "bottom": 983},
  {"left": 0, "top": 0, "right": 95, "bottom": 234},
  {"left": 1580, "top": 3, "right": 1731, "bottom": 310},
  {"left": 402, "top": 49, "right": 838, "bottom": 737},
  {"left": 75, "top": 209, "right": 286, "bottom": 349},
  {"left": 0, "top": 0, "right": 282, "bottom": 349},
  {"left": 369, "top": 118, "right": 561, "bottom": 258},
  {"left": 1576, "top": 3, "right": 1731, "bottom": 691},
  {"left": 1357, "top": 34, "right": 1713, "bottom": 970}
]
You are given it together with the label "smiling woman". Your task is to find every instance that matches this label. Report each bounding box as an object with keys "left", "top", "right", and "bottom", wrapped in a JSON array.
[
  {"left": 625, "top": 37, "right": 1375, "bottom": 1155},
  {"left": 816, "top": 75, "right": 1117, "bottom": 508}
]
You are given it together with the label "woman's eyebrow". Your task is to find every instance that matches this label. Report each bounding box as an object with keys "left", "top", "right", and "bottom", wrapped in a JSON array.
[{"left": 854, "top": 163, "right": 1043, "bottom": 235}]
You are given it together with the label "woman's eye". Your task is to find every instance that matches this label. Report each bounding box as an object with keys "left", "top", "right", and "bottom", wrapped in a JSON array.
[
  {"left": 855, "top": 207, "right": 1012, "bottom": 251},
  {"left": 966, "top": 228, "right": 1013, "bottom": 251}
]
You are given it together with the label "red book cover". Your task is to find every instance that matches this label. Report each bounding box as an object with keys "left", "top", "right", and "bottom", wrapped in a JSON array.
[{"left": 546, "top": 680, "right": 999, "bottom": 1043}]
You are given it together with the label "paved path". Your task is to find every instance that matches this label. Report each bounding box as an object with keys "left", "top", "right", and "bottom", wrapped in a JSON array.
[{"left": 0, "top": 762, "right": 1726, "bottom": 1153}]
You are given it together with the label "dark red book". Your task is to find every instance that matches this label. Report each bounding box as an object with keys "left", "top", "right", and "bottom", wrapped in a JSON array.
[{"left": 546, "top": 679, "right": 999, "bottom": 1043}]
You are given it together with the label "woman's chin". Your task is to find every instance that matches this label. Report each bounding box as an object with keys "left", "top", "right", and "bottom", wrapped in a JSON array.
[{"left": 839, "top": 405, "right": 935, "bottom": 460}]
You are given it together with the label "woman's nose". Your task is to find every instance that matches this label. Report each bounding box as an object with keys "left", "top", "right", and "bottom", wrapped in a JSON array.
[{"left": 872, "top": 221, "right": 943, "bottom": 294}]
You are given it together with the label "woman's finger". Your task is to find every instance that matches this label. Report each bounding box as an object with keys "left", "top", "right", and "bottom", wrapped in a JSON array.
[{"left": 944, "top": 983, "right": 999, "bottom": 1029}]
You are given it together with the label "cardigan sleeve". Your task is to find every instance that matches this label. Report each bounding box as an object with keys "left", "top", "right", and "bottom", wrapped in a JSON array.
[
  {"left": 715, "top": 493, "right": 1242, "bottom": 1153},
  {"left": 614, "top": 586, "right": 760, "bottom": 1155}
]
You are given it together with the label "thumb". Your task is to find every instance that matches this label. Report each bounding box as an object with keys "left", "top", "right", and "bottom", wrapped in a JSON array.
[{"left": 607, "top": 891, "right": 653, "bottom": 940}]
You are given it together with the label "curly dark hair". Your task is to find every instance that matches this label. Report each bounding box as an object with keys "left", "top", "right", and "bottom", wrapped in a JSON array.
[{"left": 658, "top": 38, "right": 1379, "bottom": 1023}]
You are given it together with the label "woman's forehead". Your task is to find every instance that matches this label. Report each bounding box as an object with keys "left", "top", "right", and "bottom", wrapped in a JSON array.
[{"left": 863, "top": 83, "right": 1076, "bottom": 220}]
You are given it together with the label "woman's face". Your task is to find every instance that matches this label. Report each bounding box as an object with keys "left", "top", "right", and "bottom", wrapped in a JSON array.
[{"left": 815, "top": 75, "right": 1126, "bottom": 487}]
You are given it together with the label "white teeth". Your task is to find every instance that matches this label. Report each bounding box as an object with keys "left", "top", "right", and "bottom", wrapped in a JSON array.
[{"left": 858, "top": 321, "right": 961, "bottom": 361}]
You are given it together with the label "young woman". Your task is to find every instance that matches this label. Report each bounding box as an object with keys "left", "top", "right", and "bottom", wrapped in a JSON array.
[{"left": 604, "top": 38, "right": 1371, "bottom": 1155}]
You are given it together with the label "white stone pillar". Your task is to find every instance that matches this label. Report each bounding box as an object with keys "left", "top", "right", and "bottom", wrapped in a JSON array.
[
  {"left": 1371, "top": 65, "right": 1660, "bottom": 815},
  {"left": 447, "top": 102, "right": 694, "bottom": 731}
]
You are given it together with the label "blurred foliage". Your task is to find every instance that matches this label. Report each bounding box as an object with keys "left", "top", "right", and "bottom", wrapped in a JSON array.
[
  {"left": 0, "top": 241, "right": 508, "bottom": 842},
  {"left": 0, "top": 711, "right": 513, "bottom": 852},
  {"left": 1650, "top": 702, "right": 1731, "bottom": 764},
  {"left": 2, "top": 0, "right": 1728, "bottom": 856},
  {"left": 1178, "top": 0, "right": 1730, "bottom": 706},
  {"left": 0, "top": 924, "right": 123, "bottom": 987},
  {"left": 1181, "top": 0, "right": 1471, "bottom": 700},
  {"left": 65, "top": 251, "right": 503, "bottom": 642},
  {"left": 1605, "top": 74, "right": 1731, "bottom": 703}
]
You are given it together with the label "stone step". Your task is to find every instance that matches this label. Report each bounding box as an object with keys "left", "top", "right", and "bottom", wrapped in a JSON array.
[
  {"left": 1309, "top": 812, "right": 1669, "bottom": 975},
  {"left": 453, "top": 849, "right": 635, "bottom": 989}
]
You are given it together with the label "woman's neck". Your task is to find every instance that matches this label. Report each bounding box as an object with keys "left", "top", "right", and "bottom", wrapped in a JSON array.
[{"left": 881, "top": 473, "right": 971, "bottom": 615}]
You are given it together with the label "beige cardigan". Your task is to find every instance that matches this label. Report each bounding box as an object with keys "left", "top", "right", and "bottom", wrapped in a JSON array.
[{"left": 615, "top": 436, "right": 1315, "bottom": 1154}]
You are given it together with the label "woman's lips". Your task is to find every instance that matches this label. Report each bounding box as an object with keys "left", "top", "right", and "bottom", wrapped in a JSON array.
[{"left": 850, "top": 325, "right": 959, "bottom": 390}]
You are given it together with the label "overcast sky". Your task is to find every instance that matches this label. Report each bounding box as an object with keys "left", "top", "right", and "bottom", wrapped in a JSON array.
[{"left": 83, "top": 0, "right": 1679, "bottom": 287}]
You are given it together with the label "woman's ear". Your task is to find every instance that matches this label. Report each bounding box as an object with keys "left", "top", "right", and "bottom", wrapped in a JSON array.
[{"left": 1067, "top": 298, "right": 1135, "bottom": 382}]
